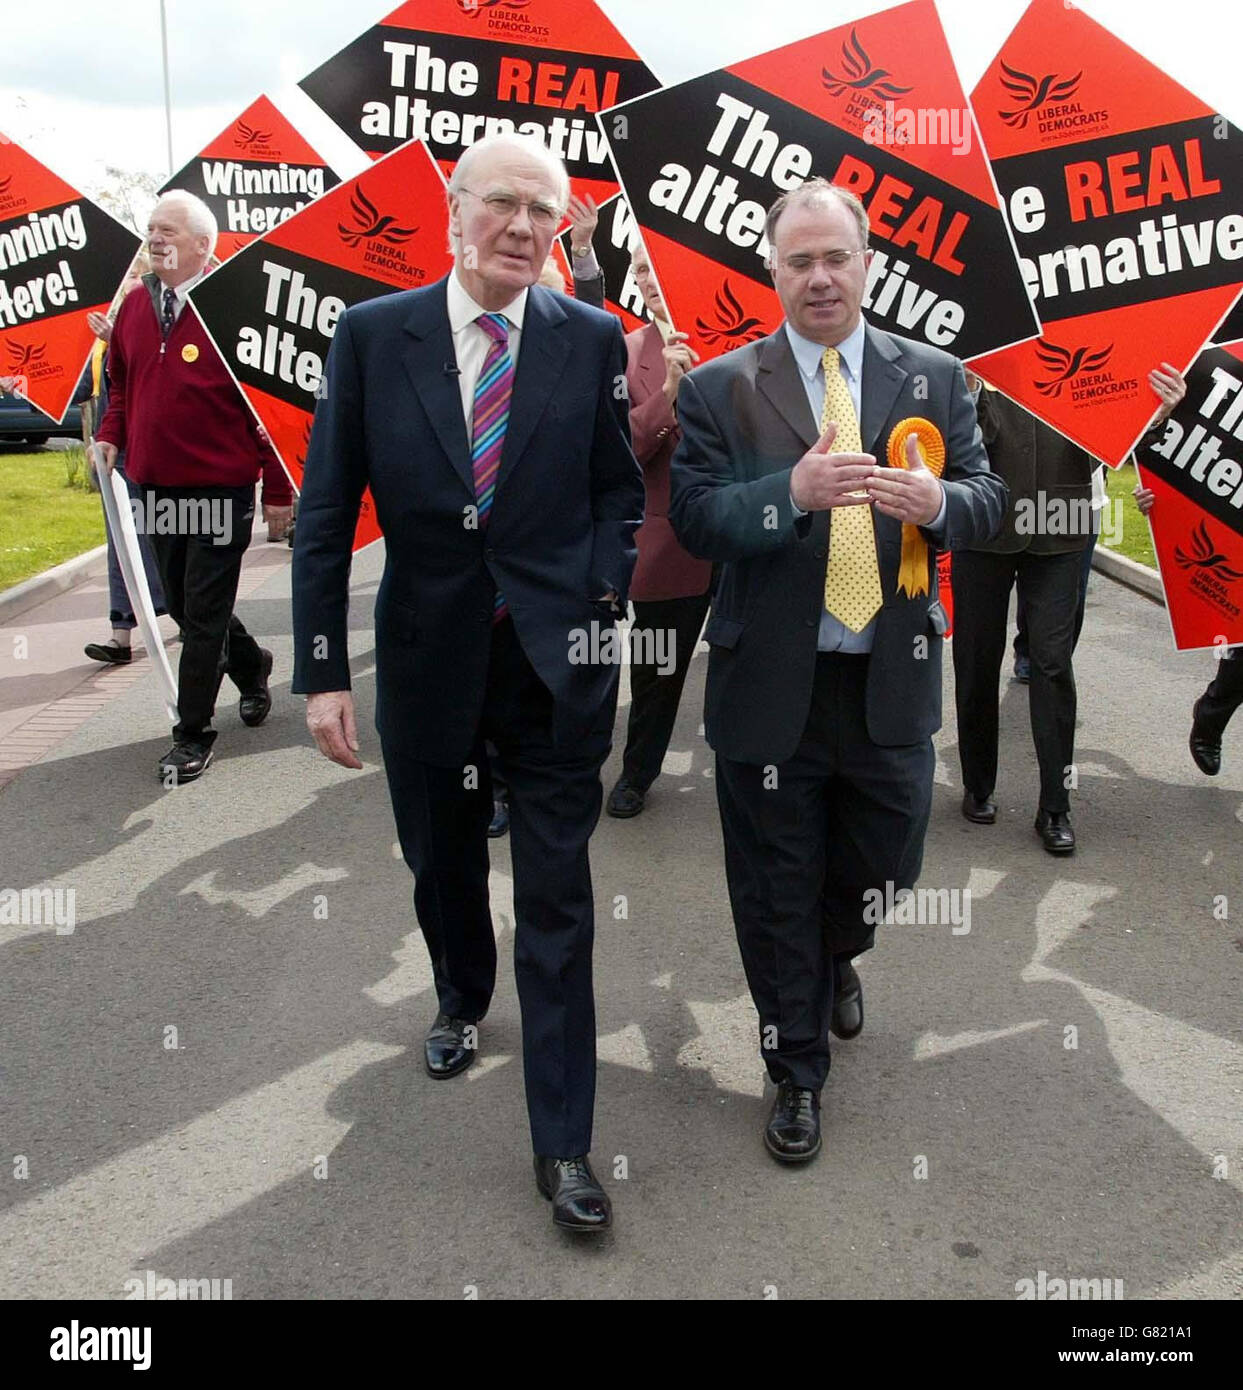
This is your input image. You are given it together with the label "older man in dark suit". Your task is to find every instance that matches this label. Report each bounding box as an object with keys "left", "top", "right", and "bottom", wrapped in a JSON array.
[
  {"left": 670, "top": 178, "right": 1005, "bottom": 1164},
  {"left": 292, "top": 134, "right": 643, "bottom": 1232}
]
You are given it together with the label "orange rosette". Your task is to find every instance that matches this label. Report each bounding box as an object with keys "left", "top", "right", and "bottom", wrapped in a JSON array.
[{"left": 886, "top": 417, "right": 946, "bottom": 598}]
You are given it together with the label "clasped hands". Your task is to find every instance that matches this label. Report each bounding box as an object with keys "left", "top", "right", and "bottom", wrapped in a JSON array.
[{"left": 790, "top": 424, "right": 943, "bottom": 526}]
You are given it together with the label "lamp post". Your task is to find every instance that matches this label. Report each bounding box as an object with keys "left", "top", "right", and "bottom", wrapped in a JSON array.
[{"left": 160, "top": 0, "right": 174, "bottom": 177}]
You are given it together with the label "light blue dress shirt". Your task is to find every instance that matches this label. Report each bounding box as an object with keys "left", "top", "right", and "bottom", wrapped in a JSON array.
[{"left": 785, "top": 318, "right": 946, "bottom": 653}]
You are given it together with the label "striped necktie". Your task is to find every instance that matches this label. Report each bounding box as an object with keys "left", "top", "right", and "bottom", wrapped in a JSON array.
[{"left": 472, "top": 313, "right": 513, "bottom": 622}]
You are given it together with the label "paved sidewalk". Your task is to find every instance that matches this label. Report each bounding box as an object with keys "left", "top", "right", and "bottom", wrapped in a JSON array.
[
  {"left": 0, "top": 522, "right": 291, "bottom": 790},
  {"left": 1, "top": 540, "right": 1241, "bottom": 1300}
]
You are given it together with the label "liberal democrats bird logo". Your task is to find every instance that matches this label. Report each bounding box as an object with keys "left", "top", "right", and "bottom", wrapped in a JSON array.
[
  {"left": 6, "top": 340, "right": 46, "bottom": 369},
  {"left": 456, "top": 0, "right": 529, "bottom": 14},
  {"left": 822, "top": 29, "right": 913, "bottom": 101},
  {"left": 337, "top": 184, "right": 418, "bottom": 249},
  {"left": 1033, "top": 339, "right": 1112, "bottom": 398},
  {"left": 999, "top": 62, "right": 1082, "bottom": 130},
  {"left": 1175, "top": 521, "right": 1243, "bottom": 582},
  {"left": 0, "top": 175, "right": 11, "bottom": 195},
  {"left": 234, "top": 120, "right": 273, "bottom": 149},
  {"left": 694, "top": 280, "right": 767, "bottom": 348}
]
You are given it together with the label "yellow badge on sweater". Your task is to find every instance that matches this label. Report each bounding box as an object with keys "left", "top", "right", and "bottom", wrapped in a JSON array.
[{"left": 181, "top": 344, "right": 199, "bottom": 364}]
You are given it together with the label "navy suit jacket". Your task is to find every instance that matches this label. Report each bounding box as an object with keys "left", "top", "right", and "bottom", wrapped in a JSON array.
[{"left": 291, "top": 275, "right": 644, "bottom": 766}]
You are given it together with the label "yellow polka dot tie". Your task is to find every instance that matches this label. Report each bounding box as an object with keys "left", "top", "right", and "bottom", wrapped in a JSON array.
[{"left": 821, "top": 347, "right": 882, "bottom": 631}]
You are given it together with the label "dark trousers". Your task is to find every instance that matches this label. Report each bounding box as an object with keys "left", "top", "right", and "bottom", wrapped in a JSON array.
[
  {"left": 486, "top": 743, "right": 507, "bottom": 803},
  {"left": 953, "top": 548, "right": 1081, "bottom": 813},
  {"left": 620, "top": 591, "right": 711, "bottom": 789},
  {"left": 383, "top": 617, "right": 615, "bottom": 1156},
  {"left": 1016, "top": 530, "right": 1097, "bottom": 657},
  {"left": 147, "top": 485, "right": 263, "bottom": 746},
  {"left": 715, "top": 653, "right": 934, "bottom": 1092},
  {"left": 1197, "top": 648, "right": 1243, "bottom": 738}
]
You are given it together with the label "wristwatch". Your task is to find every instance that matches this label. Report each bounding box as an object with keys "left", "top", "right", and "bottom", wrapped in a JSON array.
[{"left": 571, "top": 245, "right": 592, "bottom": 259}]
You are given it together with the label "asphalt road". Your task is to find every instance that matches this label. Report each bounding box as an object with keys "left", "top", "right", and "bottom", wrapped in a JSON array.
[{"left": 1, "top": 547, "right": 1241, "bottom": 1300}]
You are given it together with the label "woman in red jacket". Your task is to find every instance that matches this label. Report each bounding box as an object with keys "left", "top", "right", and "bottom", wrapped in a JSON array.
[{"left": 606, "top": 243, "right": 713, "bottom": 819}]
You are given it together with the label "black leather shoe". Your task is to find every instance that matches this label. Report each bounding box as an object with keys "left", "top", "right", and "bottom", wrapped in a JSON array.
[
  {"left": 961, "top": 790, "right": 997, "bottom": 824},
  {"left": 84, "top": 639, "right": 132, "bottom": 664},
  {"left": 157, "top": 742, "right": 213, "bottom": 785},
  {"left": 487, "top": 798, "right": 510, "bottom": 837},
  {"left": 238, "top": 648, "right": 274, "bottom": 727},
  {"left": 606, "top": 778, "right": 645, "bottom": 818},
  {"left": 424, "top": 1013, "right": 477, "bottom": 1079},
  {"left": 1189, "top": 697, "right": 1222, "bottom": 776},
  {"left": 533, "top": 1154, "right": 612, "bottom": 1232},
  {"left": 1035, "top": 808, "right": 1075, "bottom": 855},
  {"left": 830, "top": 960, "right": 864, "bottom": 1040},
  {"left": 763, "top": 1081, "right": 822, "bottom": 1163}
]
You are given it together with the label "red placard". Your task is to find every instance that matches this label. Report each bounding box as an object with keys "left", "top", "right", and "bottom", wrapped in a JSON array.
[
  {"left": 937, "top": 549, "right": 953, "bottom": 638},
  {"left": 1135, "top": 342, "right": 1243, "bottom": 651},
  {"left": 969, "top": 0, "right": 1243, "bottom": 466},
  {"left": 160, "top": 95, "right": 341, "bottom": 265},
  {"left": 299, "top": 0, "right": 660, "bottom": 207},
  {"left": 1212, "top": 295, "right": 1243, "bottom": 347},
  {"left": 598, "top": 0, "right": 1036, "bottom": 364},
  {"left": 189, "top": 140, "right": 455, "bottom": 550},
  {"left": 0, "top": 132, "right": 140, "bottom": 421}
]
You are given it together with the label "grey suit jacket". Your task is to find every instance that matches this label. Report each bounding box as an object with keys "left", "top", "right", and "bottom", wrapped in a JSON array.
[{"left": 669, "top": 321, "right": 1007, "bottom": 761}]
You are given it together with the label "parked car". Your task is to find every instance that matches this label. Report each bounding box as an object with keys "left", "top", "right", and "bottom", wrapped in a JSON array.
[{"left": 0, "top": 367, "right": 89, "bottom": 445}]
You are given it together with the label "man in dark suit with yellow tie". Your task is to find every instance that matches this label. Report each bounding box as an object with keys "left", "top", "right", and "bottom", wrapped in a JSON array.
[
  {"left": 670, "top": 178, "right": 1006, "bottom": 1164},
  {"left": 292, "top": 134, "right": 643, "bottom": 1231}
]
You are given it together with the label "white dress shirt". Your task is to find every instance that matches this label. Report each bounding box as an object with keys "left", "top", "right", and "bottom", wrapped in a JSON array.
[
  {"left": 447, "top": 269, "right": 528, "bottom": 434},
  {"left": 785, "top": 316, "right": 946, "bottom": 652}
]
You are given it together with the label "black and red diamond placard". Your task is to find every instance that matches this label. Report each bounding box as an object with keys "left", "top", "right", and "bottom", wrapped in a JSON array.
[
  {"left": 160, "top": 95, "right": 340, "bottom": 265},
  {"left": 970, "top": 0, "right": 1243, "bottom": 466},
  {"left": 190, "top": 139, "right": 454, "bottom": 550},
  {"left": 300, "top": 0, "right": 659, "bottom": 206},
  {"left": 555, "top": 189, "right": 649, "bottom": 330},
  {"left": 598, "top": 0, "right": 1037, "bottom": 364},
  {"left": 0, "top": 132, "right": 140, "bottom": 422},
  {"left": 1136, "top": 343, "right": 1243, "bottom": 650}
]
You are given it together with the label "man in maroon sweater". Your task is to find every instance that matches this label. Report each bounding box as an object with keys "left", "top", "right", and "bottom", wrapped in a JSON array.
[{"left": 96, "top": 191, "right": 292, "bottom": 783}]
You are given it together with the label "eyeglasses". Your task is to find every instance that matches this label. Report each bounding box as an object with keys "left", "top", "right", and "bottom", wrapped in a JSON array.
[
  {"left": 458, "top": 188, "right": 563, "bottom": 229},
  {"left": 779, "top": 249, "right": 867, "bottom": 274}
]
